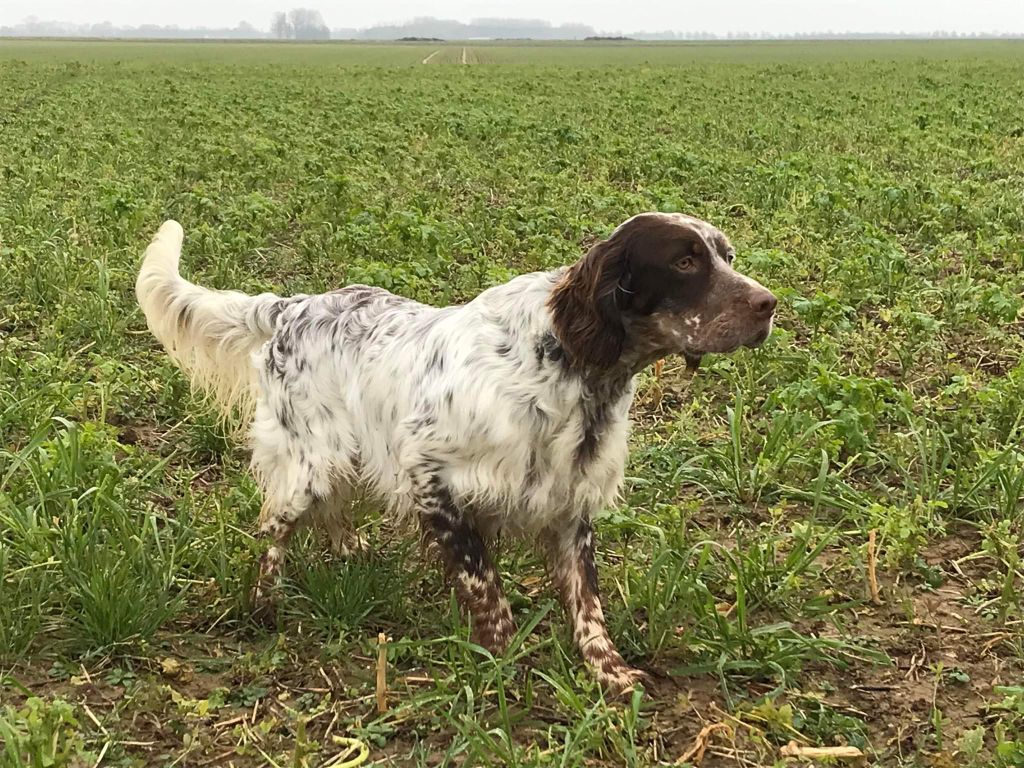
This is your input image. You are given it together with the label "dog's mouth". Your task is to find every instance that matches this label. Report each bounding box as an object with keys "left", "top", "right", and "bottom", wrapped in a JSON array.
[
  {"left": 681, "top": 322, "right": 773, "bottom": 369},
  {"left": 744, "top": 325, "right": 771, "bottom": 349},
  {"left": 682, "top": 351, "right": 703, "bottom": 371}
]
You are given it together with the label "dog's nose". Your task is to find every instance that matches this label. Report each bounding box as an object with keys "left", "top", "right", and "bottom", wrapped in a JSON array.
[{"left": 748, "top": 289, "right": 777, "bottom": 318}]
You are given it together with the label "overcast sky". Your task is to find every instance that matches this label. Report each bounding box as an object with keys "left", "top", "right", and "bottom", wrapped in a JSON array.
[{"left": 6, "top": 0, "right": 1022, "bottom": 33}]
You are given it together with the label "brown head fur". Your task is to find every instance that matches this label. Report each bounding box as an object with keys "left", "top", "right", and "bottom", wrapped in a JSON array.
[{"left": 548, "top": 213, "right": 776, "bottom": 373}]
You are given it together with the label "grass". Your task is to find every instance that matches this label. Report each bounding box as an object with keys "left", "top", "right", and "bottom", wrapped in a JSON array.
[{"left": 1, "top": 38, "right": 1023, "bottom": 766}]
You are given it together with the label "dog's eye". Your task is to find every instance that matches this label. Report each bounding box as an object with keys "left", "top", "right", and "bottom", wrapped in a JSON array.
[
  {"left": 675, "top": 255, "right": 696, "bottom": 271},
  {"left": 724, "top": 250, "right": 736, "bottom": 264}
]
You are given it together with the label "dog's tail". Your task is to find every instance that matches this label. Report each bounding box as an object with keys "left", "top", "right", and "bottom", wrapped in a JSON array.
[{"left": 135, "top": 220, "right": 284, "bottom": 419}]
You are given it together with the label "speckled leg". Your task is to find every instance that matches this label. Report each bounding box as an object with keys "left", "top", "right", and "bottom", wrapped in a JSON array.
[
  {"left": 250, "top": 490, "right": 313, "bottom": 624},
  {"left": 546, "top": 517, "right": 647, "bottom": 694},
  {"left": 310, "top": 484, "right": 370, "bottom": 558},
  {"left": 413, "top": 468, "right": 516, "bottom": 653}
]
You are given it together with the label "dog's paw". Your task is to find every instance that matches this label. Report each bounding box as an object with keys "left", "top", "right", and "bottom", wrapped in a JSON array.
[
  {"left": 599, "top": 666, "right": 650, "bottom": 697},
  {"left": 249, "top": 586, "right": 279, "bottom": 628},
  {"left": 334, "top": 533, "right": 371, "bottom": 558},
  {"left": 470, "top": 615, "right": 518, "bottom": 657}
]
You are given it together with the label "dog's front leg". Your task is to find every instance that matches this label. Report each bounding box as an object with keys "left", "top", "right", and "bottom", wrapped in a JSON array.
[
  {"left": 546, "top": 517, "right": 647, "bottom": 694},
  {"left": 414, "top": 472, "right": 516, "bottom": 654}
]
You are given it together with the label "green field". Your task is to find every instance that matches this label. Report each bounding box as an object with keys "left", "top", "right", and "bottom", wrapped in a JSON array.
[{"left": 2, "top": 38, "right": 1023, "bottom": 767}]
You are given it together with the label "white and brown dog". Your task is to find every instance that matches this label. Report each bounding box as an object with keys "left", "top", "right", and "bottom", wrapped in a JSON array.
[{"left": 136, "top": 213, "right": 775, "bottom": 692}]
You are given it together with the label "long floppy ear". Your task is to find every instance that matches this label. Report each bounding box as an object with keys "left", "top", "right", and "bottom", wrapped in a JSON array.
[{"left": 548, "top": 232, "right": 630, "bottom": 369}]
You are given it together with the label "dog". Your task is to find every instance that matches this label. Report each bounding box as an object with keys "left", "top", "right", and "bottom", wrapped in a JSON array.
[{"left": 135, "top": 212, "right": 776, "bottom": 692}]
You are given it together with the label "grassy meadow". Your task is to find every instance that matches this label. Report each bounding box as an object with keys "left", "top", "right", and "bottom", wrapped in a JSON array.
[{"left": 1, "top": 38, "right": 1023, "bottom": 767}]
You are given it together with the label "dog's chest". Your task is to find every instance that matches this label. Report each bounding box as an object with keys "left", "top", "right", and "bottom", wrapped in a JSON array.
[{"left": 461, "top": 375, "right": 634, "bottom": 533}]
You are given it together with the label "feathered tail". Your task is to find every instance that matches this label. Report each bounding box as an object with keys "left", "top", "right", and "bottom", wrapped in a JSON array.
[{"left": 135, "top": 220, "right": 283, "bottom": 419}]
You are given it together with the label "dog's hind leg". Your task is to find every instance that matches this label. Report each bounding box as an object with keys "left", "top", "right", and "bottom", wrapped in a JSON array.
[
  {"left": 251, "top": 498, "right": 305, "bottom": 624},
  {"left": 249, "top": 443, "right": 331, "bottom": 624},
  {"left": 310, "top": 480, "right": 370, "bottom": 558}
]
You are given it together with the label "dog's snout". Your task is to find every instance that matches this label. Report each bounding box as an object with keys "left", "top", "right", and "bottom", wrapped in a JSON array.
[{"left": 748, "top": 288, "right": 777, "bottom": 318}]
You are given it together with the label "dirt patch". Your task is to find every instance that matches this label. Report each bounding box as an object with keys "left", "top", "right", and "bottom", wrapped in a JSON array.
[
  {"left": 105, "top": 411, "right": 176, "bottom": 454},
  {"left": 812, "top": 568, "right": 1022, "bottom": 763},
  {"left": 5, "top": 593, "right": 1021, "bottom": 767}
]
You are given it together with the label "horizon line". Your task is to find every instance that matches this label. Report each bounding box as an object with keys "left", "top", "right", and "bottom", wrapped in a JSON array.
[{"left": 3, "top": 16, "right": 1022, "bottom": 40}]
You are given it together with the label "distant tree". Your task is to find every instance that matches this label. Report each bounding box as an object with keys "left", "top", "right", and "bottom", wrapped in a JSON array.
[
  {"left": 271, "top": 11, "right": 292, "bottom": 39},
  {"left": 90, "top": 21, "right": 116, "bottom": 37},
  {"left": 288, "top": 8, "right": 330, "bottom": 40}
]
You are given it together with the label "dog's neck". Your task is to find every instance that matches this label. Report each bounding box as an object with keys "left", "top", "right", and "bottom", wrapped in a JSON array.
[
  {"left": 538, "top": 329, "right": 638, "bottom": 405},
  {"left": 544, "top": 265, "right": 679, "bottom": 382},
  {"left": 541, "top": 322, "right": 671, "bottom": 388}
]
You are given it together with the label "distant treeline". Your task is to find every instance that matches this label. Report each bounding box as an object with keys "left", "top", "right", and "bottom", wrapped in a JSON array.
[
  {"left": 2, "top": 15, "right": 1022, "bottom": 41},
  {"left": 0, "top": 19, "right": 267, "bottom": 39},
  {"left": 333, "top": 18, "right": 596, "bottom": 40}
]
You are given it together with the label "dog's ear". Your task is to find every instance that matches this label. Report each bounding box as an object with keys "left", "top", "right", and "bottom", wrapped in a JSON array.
[{"left": 548, "top": 232, "right": 630, "bottom": 369}]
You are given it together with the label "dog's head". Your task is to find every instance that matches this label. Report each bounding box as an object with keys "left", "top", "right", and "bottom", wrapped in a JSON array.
[{"left": 549, "top": 212, "right": 776, "bottom": 371}]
